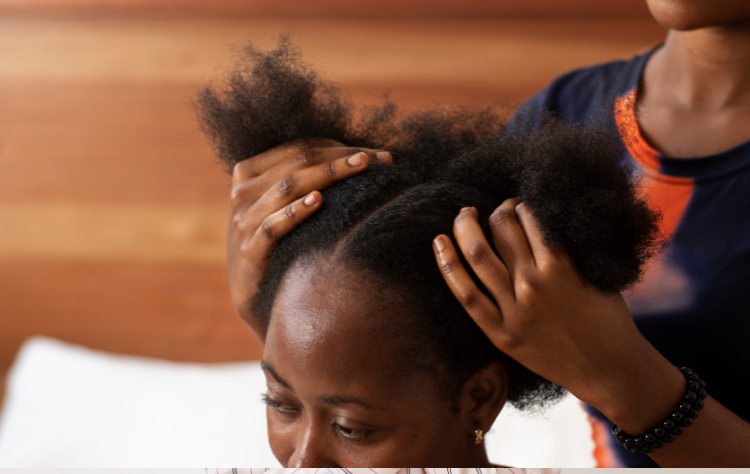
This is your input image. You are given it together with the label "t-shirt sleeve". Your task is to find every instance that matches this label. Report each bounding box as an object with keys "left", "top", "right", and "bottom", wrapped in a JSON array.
[{"left": 507, "top": 58, "right": 637, "bottom": 134}]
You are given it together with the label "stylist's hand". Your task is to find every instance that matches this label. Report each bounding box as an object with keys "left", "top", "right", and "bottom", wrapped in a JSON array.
[
  {"left": 433, "top": 198, "right": 685, "bottom": 435},
  {"left": 228, "top": 139, "right": 392, "bottom": 344}
]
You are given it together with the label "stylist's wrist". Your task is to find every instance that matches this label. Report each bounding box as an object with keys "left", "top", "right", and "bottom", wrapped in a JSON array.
[{"left": 587, "top": 343, "right": 686, "bottom": 436}]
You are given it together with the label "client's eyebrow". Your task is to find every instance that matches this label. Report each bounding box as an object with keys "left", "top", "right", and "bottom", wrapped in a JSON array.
[
  {"left": 260, "top": 361, "right": 292, "bottom": 390},
  {"left": 262, "top": 361, "right": 380, "bottom": 410},
  {"left": 319, "top": 395, "right": 377, "bottom": 410}
]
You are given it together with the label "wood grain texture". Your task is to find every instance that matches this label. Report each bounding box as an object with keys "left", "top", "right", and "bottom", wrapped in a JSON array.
[
  {"left": 0, "top": 17, "right": 668, "bottom": 378},
  {"left": 0, "top": 0, "right": 653, "bottom": 19},
  {"left": 0, "top": 259, "right": 262, "bottom": 368}
]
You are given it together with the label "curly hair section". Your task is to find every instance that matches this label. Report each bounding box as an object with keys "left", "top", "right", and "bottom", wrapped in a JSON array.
[{"left": 196, "top": 36, "right": 664, "bottom": 410}]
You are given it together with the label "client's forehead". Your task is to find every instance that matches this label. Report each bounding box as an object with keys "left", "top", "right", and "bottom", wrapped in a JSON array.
[{"left": 265, "top": 260, "right": 416, "bottom": 394}]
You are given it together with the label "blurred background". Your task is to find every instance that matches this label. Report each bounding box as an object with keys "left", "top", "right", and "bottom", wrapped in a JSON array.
[{"left": 0, "top": 0, "right": 667, "bottom": 433}]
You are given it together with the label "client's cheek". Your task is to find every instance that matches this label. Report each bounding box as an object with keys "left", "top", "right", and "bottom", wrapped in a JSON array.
[{"left": 266, "top": 415, "right": 295, "bottom": 466}]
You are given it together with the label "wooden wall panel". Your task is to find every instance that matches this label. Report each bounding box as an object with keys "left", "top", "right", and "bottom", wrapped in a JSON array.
[
  {"left": 0, "top": 259, "right": 263, "bottom": 369},
  {"left": 0, "top": 0, "right": 653, "bottom": 19},
  {"left": 0, "top": 17, "right": 668, "bottom": 388}
]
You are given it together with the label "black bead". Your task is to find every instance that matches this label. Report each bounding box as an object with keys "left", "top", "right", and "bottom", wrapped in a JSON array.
[
  {"left": 679, "top": 402, "right": 691, "bottom": 412},
  {"left": 671, "top": 411, "right": 684, "bottom": 422},
  {"left": 664, "top": 434, "right": 675, "bottom": 443},
  {"left": 654, "top": 440, "right": 665, "bottom": 449},
  {"left": 688, "top": 381, "right": 700, "bottom": 392},
  {"left": 689, "top": 409, "right": 699, "bottom": 419},
  {"left": 631, "top": 446, "right": 643, "bottom": 454},
  {"left": 698, "top": 379, "right": 706, "bottom": 388},
  {"left": 617, "top": 432, "right": 627, "bottom": 443},
  {"left": 673, "top": 425, "right": 685, "bottom": 435},
  {"left": 644, "top": 433, "right": 656, "bottom": 443},
  {"left": 681, "top": 417, "right": 693, "bottom": 427},
  {"left": 635, "top": 436, "right": 645, "bottom": 446},
  {"left": 653, "top": 426, "right": 666, "bottom": 438},
  {"left": 663, "top": 420, "right": 676, "bottom": 431},
  {"left": 687, "top": 372, "right": 699, "bottom": 382},
  {"left": 625, "top": 437, "right": 636, "bottom": 447},
  {"left": 643, "top": 444, "right": 654, "bottom": 453},
  {"left": 679, "top": 367, "right": 691, "bottom": 375},
  {"left": 697, "top": 388, "right": 708, "bottom": 399},
  {"left": 694, "top": 399, "right": 704, "bottom": 410},
  {"left": 685, "top": 391, "right": 697, "bottom": 402}
]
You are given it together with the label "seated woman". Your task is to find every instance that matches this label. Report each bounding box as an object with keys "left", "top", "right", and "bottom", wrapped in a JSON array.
[{"left": 196, "top": 38, "right": 661, "bottom": 467}]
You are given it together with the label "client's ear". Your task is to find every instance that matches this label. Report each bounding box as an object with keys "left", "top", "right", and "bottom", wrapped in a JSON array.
[{"left": 460, "top": 362, "right": 507, "bottom": 432}]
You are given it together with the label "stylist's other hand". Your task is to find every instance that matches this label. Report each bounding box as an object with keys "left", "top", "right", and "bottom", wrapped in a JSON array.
[
  {"left": 433, "top": 199, "right": 684, "bottom": 434},
  {"left": 229, "top": 139, "right": 392, "bottom": 344}
]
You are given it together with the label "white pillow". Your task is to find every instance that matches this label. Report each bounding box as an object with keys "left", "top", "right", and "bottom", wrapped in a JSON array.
[{"left": 0, "top": 337, "right": 594, "bottom": 467}]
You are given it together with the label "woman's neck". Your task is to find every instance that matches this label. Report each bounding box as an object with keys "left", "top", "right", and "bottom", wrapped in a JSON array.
[
  {"left": 638, "top": 20, "right": 750, "bottom": 157},
  {"left": 653, "top": 21, "right": 750, "bottom": 110}
]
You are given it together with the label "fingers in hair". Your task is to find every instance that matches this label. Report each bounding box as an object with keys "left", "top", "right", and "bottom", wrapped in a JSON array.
[
  {"left": 489, "top": 198, "right": 535, "bottom": 277},
  {"left": 433, "top": 234, "right": 505, "bottom": 330},
  {"left": 514, "top": 201, "right": 556, "bottom": 268},
  {"left": 246, "top": 191, "right": 323, "bottom": 268},
  {"left": 453, "top": 207, "right": 514, "bottom": 305},
  {"left": 233, "top": 143, "right": 390, "bottom": 184},
  {"left": 249, "top": 152, "right": 369, "bottom": 227},
  {"left": 232, "top": 139, "right": 344, "bottom": 182}
]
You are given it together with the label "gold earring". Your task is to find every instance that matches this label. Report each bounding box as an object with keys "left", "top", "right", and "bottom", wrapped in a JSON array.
[{"left": 473, "top": 429, "right": 484, "bottom": 445}]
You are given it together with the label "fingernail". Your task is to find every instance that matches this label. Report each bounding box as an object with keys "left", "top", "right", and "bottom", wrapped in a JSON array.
[
  {"left": 376, "top": 151, "right": 392, "bottom": 163},
  {"left": 433, "top": 235, "right": 446, "bottom": 253},
  {"left": 304, "top": 192, "right": 318, "bottom": 206},
  {"left": 346, "top": 153, "right": 364, "bottom": 167}
]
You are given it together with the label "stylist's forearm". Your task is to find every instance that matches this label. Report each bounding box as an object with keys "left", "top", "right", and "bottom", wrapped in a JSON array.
[
  {"left": 436, "top": 200, "right": 750, "bottom": 467},
  {"left": 589, "top": 345, "right": 750, "bottom": 467}
]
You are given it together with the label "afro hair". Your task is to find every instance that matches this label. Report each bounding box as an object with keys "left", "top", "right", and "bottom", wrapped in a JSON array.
[{"left": 196, "top": 36, "right": 664, "bottom": 410}]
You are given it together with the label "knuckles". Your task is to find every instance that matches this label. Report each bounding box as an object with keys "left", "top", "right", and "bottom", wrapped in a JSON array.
[
  {"left": 229, "top": 181, "right": 253, "bottom": 207},
  {"left": 277, "top": 174, "right": 297, "bottom": 197},
  {"left": 454, "top": 208, "right": 476, "bottom": 225},
  {"left": 293, "top": 148, "right": 318, "bottom": 167},
  {"left": 457, "top": 290, "right": 479, "bottom": 310},
  {"left": 438, "top": 258, "right": 460, "bottom": 275},
  {"left": 465, "top": 243, "right": 490, "bottom": 267},
  {"left": 260, "top": 216, "right": 276, "bottom": 241},
  {"left": 285, "top": 203, "right": 296, "bottom": 220},
  {"left": 514, "top": 268, "right": 542, "bottom": 299},
  {"left": 231, "top": 212, "right": 245, "bottom": 232},
  {"left": 323, "top": 160, "right": 337, "bottom": 177},
  {"left": 489, "top": 207, "right": 515, "bottom": 230},
  {"left": 233, "top": 159, "right": 257, "bottom": 180}
]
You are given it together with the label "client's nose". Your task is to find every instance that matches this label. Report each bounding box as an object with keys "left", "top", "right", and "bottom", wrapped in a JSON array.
[{"left": 287, "top": 419, "right": 337, "bottom": 468}]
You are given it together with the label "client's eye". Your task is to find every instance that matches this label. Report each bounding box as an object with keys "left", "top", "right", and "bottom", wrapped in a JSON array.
[
  {"left": 332, "top": 422, "right": 373, "bottom": 441},
  {"left": 261, "top": 393, "right": 299, "bottom": 415}
]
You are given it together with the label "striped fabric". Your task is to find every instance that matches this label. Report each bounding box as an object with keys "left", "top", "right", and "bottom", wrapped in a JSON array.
[{"left": 207, "top": 469, "right": 560, "bottom": 474}]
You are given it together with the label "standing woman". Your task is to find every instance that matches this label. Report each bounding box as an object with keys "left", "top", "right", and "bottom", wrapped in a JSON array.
[
  {"left": 219, "top": 0, "right": 750, "bottom": 467},
  {"left": 437, "top": 0, "right": 750, "bottom": 467}
]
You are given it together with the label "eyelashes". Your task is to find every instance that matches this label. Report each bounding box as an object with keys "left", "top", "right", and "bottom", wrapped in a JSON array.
[
  {"left": 261, "top": 393, "right": 296, "bottom": 413},
  {"left": 260, "top": 393, "right": 279, "bottom": 407},
  {"left": 262, "top": 392, "right": 374, "bottom": 441},
  {"left": 331, "top": 422, "right": 373, "bottom": 441}
]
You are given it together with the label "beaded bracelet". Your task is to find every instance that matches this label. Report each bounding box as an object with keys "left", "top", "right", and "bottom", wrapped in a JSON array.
[{"left": 612, "top": 367, "right": 707, "bottom": 454}]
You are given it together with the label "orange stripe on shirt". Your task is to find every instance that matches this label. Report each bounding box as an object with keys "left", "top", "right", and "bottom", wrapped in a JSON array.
[
  {"left": 588, "top": 415, "right": 618, "bottom": 468},
  {"left": 614, "top": 89, "right": 694, "bottom": 236}
]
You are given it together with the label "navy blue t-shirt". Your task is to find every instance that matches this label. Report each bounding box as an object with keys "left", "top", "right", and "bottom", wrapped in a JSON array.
[{"left": 516, "top": 47, "right": 750, "bottom": 467}]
